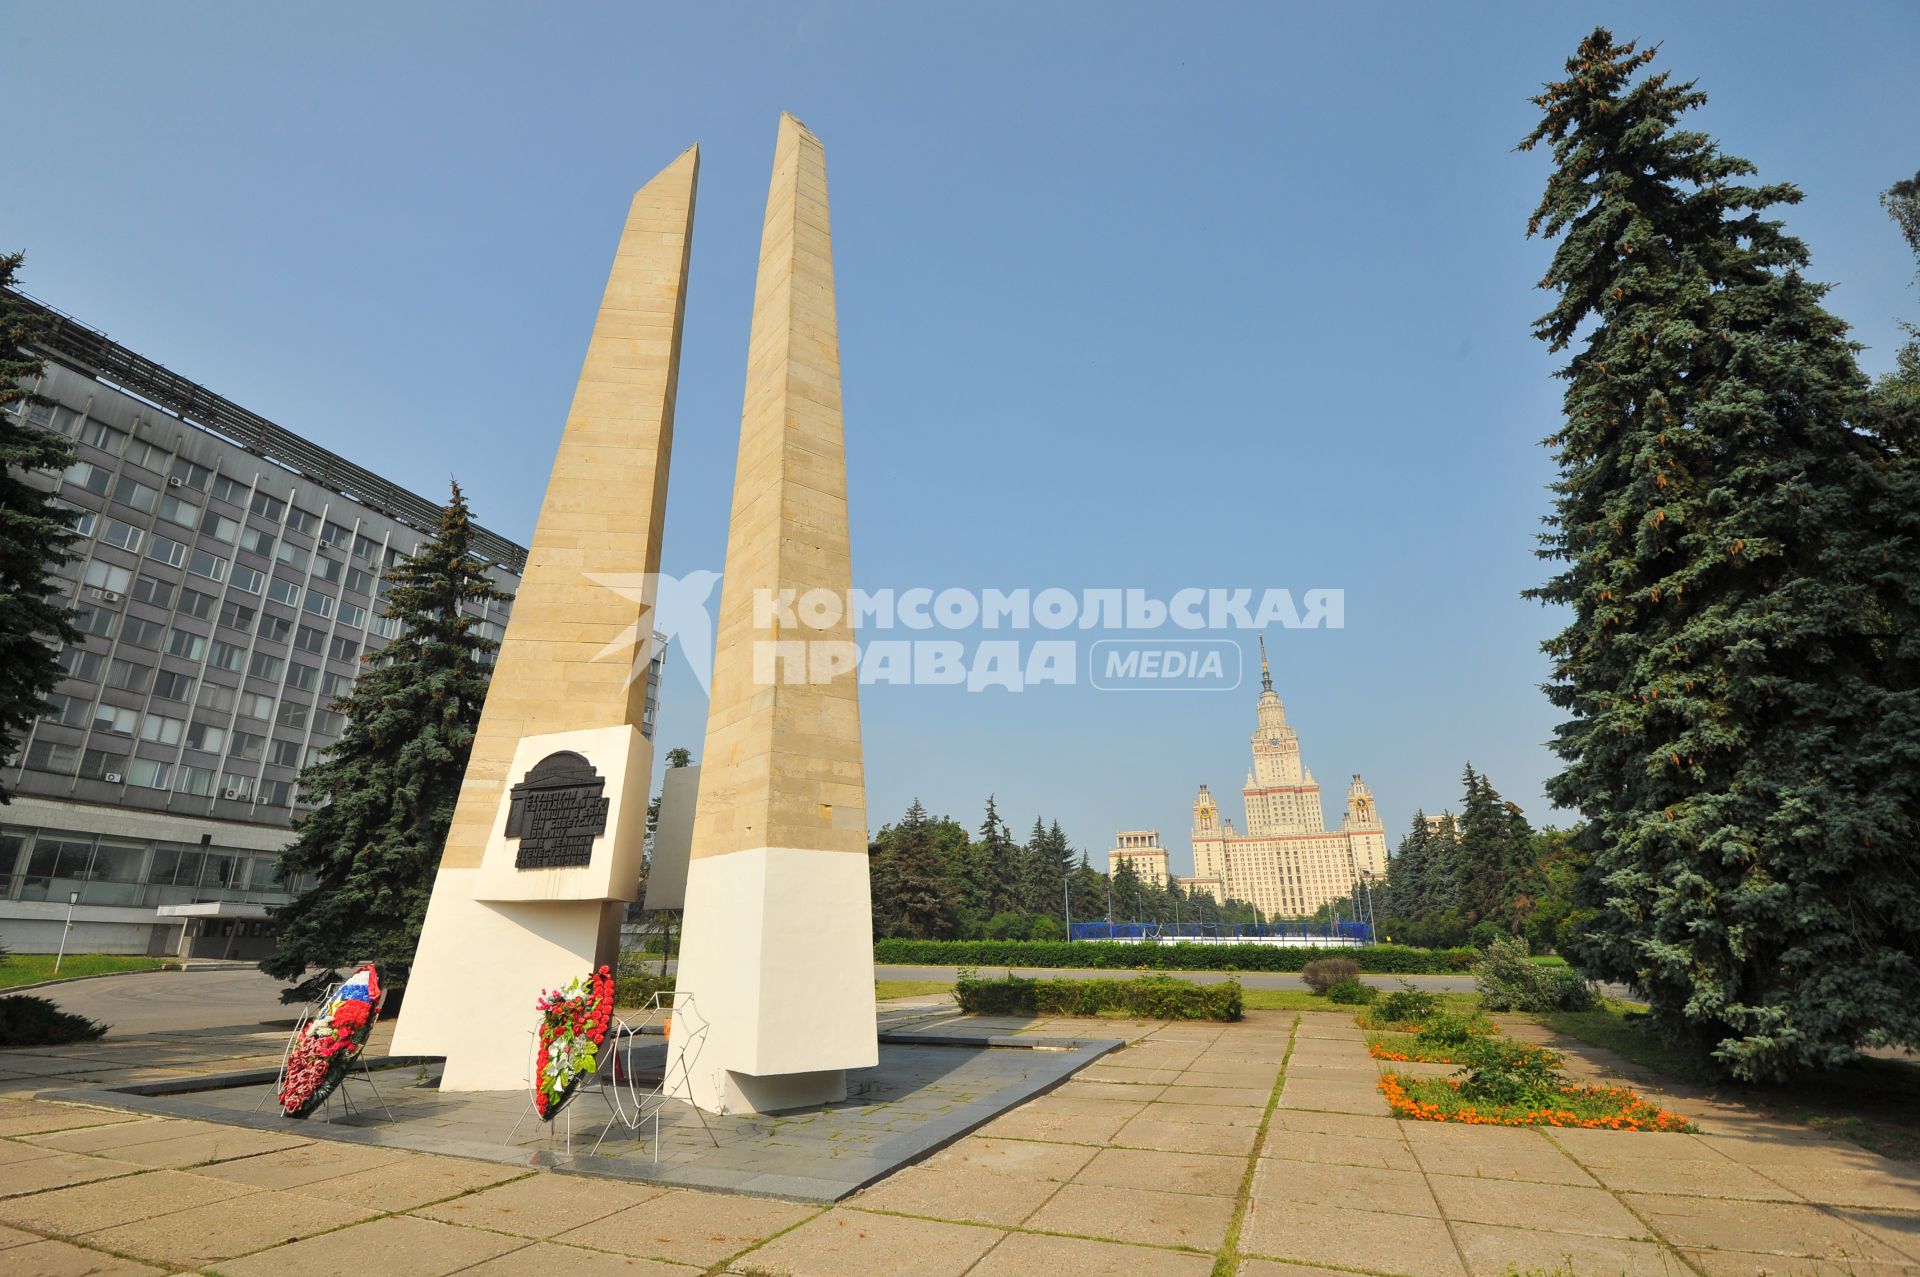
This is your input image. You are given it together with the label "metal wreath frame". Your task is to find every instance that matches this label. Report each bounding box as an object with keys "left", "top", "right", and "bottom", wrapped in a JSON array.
[{"left": 506, "top": 989, "right": 720, "bottom": 1161}]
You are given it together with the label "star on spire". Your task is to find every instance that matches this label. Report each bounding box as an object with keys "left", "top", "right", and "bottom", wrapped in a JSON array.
[{"left": 1259, "top": 632, "right": 1273, "bottom": 693}]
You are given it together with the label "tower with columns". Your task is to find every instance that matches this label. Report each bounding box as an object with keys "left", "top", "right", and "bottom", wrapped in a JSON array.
[{"left": 1187, "top": 638, "right": 1388, "bottom": 917}]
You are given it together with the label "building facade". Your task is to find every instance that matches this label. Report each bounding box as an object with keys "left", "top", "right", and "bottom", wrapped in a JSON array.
[
  {"left": 1106, "top": 829, "right": 1170, "bottom": 889},
  {"left": 1186, "top": 643, "right": 1389, "bottom": 918},
  {"left": 0, "top": 292, "right": 577, "bottom": 955}
]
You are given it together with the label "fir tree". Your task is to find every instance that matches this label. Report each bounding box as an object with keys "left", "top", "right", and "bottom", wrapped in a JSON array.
[
  {"left": 262, "top": 482, "right": 513, "bottom": 1002},
  {"left": 1523, "top": 31, "right": 1920, "bottom": 1078},
  {"left": 0, "top": 255, "right": 78, "bottom": 804},
  {"left": 872, "top": 799, "right": 956, "bottom": 940},
  {"left": 1879, "top": 171, "right": 1920, "bottom": 389},
  {"left": 975, "top": 795, "right": 1019, "bottom": 916},
  {"left": 1381, "top": 811, "right": 1432, "bottom": 921}
]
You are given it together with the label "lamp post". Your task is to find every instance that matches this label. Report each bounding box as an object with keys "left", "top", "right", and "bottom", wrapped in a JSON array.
[
  {"left": 54, "top": 890, "right": 80, "bottom": 974},
  {"left": 1358, "top": 871, "right": 1378, "bottom": 938},
  {"left": 1063, "top": 871, "right": 1071, "bottom": 939}
]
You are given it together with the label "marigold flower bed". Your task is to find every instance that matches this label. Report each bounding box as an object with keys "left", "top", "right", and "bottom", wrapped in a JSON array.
[
  {"left": 1379, "top": 1069, "right": 1696, "bottom": 1131},
  {"left": 1367, "top": 1031, "right": 1463, "bottom": 1064}
]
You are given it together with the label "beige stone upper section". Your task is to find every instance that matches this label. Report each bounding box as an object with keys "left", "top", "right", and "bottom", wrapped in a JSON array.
[
  {"left": 692, "top": 114, "right": 866, "bottom": 860},
  {"left": 439, "top": 148, "right": 698, "bottom": 871}
]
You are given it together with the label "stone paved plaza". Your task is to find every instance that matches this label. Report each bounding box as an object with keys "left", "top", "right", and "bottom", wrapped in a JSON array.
[{"left": 1, "top": 1001, "right": 1918, "bottom": 1276}]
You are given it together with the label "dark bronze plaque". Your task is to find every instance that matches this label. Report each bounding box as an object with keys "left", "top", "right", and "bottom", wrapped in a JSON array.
[{"left": 505, "top": 751, "right": 610, "bottom": 870}]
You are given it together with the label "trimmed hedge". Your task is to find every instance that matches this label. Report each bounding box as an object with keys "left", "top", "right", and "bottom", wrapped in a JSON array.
[
  {"left": 875, "top": 939, "right": 1474, "bottom": 973},
  {"left": 0, "top": 994, "right": 106, "bottom": 1046},
  {"left": 956, "top": 973, "right": 1242, "bottom": 1021}
]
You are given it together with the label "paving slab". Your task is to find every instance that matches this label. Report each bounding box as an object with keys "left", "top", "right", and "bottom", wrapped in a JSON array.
[
  {"left": 188, "top": 1138, "right": 413, "bottom": 1189},
  {"left": 1258, "top": 1127, "right": 1419, "bottom": 1170},
  {"left": 0, "top": 1151, "right": 148, "bottom": 1198},
  {"left": 849, "top": 1161, "right": 1063, "bottom": 1225},
  {"left": 217, "top": 1212, "right": 529, "bottom": 1277},
  {"left": 1623, "top": 1192, "right": 1912, "bottom": 1264},
  {"left": 1683, "top": 1248, "right": 1920, "bottom": 1276},
  {"left": 0, "top": 1102, "right": 147, "bottom": 1138},
  {"left": 82, "top": 1186, "right": 378, "bottom": 1268},
  {"left": 1449, "top": 1221, "right": 1683, "bottom": 1277},
  {"left": 734, "top": 1208, "right": 1002, "bottom": 1276},
  {"left": 1240, "top": 1198, "right": 1467, "bottom": 1276},
  {"left": 920, "top": 1134, "right": 1098, "bottom": 1181},
  {"left": 1075, "top": 1145, "right": 1245, "bottom": 1197},
  {"left": 0, "top": 1237, "right": 167, "bottom": 1276},
  {"left": 1025, "top": 1181, "right": 1234, "bottom": 1250},
  {"left": 1401, "top": 1121, "right": 1599, "bottom": 1186},
  {"left": 554, "top": 1188, "right": 817, "bottom": 1267},
  {"left": 0, "top": 1166, "right": 251, "bottom": 1234},
  {"left": 293, "top": 1151, "right": 528, "bottom": 1210},
  {"left": 1112, "top": 1114, "right": 1260, "bottom": 1157},
  {"left": 970, "top": 1230, "right": 1214, "bottom": 1276},
  {"left": 412, "top": 1170, "right": 666, "bottom": 1237},
  {"left": 1427, "top": 1173, "right": 1651, "bottom": 1239},
  {"left": 461, "top": 1239, "right": 698, "bottom": 1275}
]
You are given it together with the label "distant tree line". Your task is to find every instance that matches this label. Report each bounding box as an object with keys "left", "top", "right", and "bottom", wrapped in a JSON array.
[
  {"left": 1375, "top": 765, "right": 1586, "bottom": 954},
  {"left": 867, "top": 795, "right": 1268, "bottom": 941}
]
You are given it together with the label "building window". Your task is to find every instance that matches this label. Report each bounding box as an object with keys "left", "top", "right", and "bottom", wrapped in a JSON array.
[
  {"left": 132, "top": 573, "right": 175, "bottom": 608},
  {"left": 219, "top": 600, "right": 257, "bottom": 632},
  {"left": 43, "top": 693, "right": 90, "bottom": 727},
  {"left": 105, "top": 658, "right": 152, "bottom": 694},
  {"left": 267, "top": 577, "right": 301, "bottom": 607},
  {"left": 313, "top": 555, "right": 343, "bottom": 585},
  {"left": 91, "top": 704, "right": 137, "bottom": 735},
  {"left": 320, "top": 671, "right": 352, "bottom": 699},
  {"left": 238, "top": 691, "right": 274, "bottom": 721},
  {"left": 345, "top": 567, "right": 374, "bottom": 595},
  {"left": 250, "top": 491, "right": 287, "bottom": 522},
  {"left": 187, "top": 549, "right": 228, "bottom": 583},
  {"left": 338, "top": 602, "right": 367, "bottom": 630},
  {"left": 185, "top": 722, "right": 227, "bottom": 753},
  {"left": 52, "top": 497, "right": 97, "bottom": 538},
  {"left": 159, "top": 493, "right": 200, "bottom": 528},
  {"left": 258, "top": 615, "right": 291, "bottom": 643},
  {"left": 196, "top": 682, "right": 237, "bottom": 715},
  {"left": 140, "top": 714, "right": 185, "bottom": 746},
  {"left": 112, "top": 475, "right": 158, "bottom": 514},
  {"left": 128, "top": 757, "right": 171, "bottom": 789},
  {"left": 286, "top": 507, "right": 319, "bottom": 535},
  {"left": 229, "top": 732, "right": 265, "bottom": 763},
  {"left": 275, "top": 542, "right": 310, "bottom": 572},
  {"left": 294, "top": 625, "right": 325, "bottom": 654},
  {"left": 249, "top": 652, "right": 285, "bottom": 682},
  {"left": 208, "top": 640, "right": 246, "bottom": 673},
  {"left": 259, "top": 778, "right": 296, "bottom": 807},
  {"left": 99, "top": 518, "right": 143, "bottom": 553},
  {"left": 174, "top": 765, "right": 216, "bottom": 797},
  {"left": 79, "top": 748, "right": 128, "bottom": 781},
  {"left": 286, "top": 662, "right": 318, "bottom": 693},
  {"left": 320, "top": 520, "right": 351, "bottom": 549},
  {"left": 230, "top": 565, "right": 266, "bottom": 595},
  {"left": 312, "top": 708, "right": 345, "bottom": 736},
  {"left": 200, "top": 509, "right": 240, "bottom": 544},
  {"left": 72, "top": 605, "right": 117, "bottom": 640},
  {"left": 220, "top": 772, "right": 256, "bottom": 800},
  {"left": 120, "top": 617, "right": 165, "bottom": 650},
  {"left": 65, "top": 459, "right": 112, "bottom": 497},
  {"left": 177, "top": 587, "right": 216, "bottom": 621},
  {"left": 275, "top": 701, "right": 309, "bottom": 731},
  {"left": 211, "top": 474, "right": 249, "bottom": 505},
  {"left": 171, "top": 459, "right": 212, "bottom": 492},
  {"left": 152, "top": 670, "right": 195, "bottom": 703},
  {"left": 269, "top": 738, "right": 303, "bottom": 768},
  {"left": 82, "top": 561, "right": 134, "bottom": 595},
  {"left": 147, "top": 534, "right": 188, "bottom": 569},
  {"left": 24, "top": 740, "right": 79, "bottom": 773},
  {"left": 328, "top": 636, "right": 360, "bottom": 663},
  {"left": 302, "top": 591, "right": 335, "bottom": 620}
]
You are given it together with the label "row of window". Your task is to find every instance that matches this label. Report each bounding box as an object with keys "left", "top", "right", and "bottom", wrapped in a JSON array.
[
  {"left": 0, "top": 823, "right": 308, "bottom": 907},
  {"left": 56, "top": 644, "right": 355, "bottom": 700},
  {"left": 19, "top": 739, "right": 305, "bottom": 807}
]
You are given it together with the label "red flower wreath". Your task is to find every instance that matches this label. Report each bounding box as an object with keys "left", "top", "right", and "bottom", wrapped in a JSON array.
[
  {"left": 279, "top": 965, "right": 380, "bottom": 1119},
  {"left": 532, "top": 964, "right": 615, "bottom": 1120}
]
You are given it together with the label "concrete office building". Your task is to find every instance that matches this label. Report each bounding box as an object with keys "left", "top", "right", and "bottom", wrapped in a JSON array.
[{"left": 0, "top": 293, "right": 624, "bottom": 957}]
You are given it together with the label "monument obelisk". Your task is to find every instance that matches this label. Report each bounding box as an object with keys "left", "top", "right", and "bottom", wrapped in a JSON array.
[
  {"left": 669, "top": 114, "right": 876, "bottom": 1113},
  {"left": 392, "top": 147, "right": 698, "bottom": 1089}
]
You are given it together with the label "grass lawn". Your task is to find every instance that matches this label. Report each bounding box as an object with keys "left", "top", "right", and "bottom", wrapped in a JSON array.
[
  {"left": 1540, "top": 1001, "right": 1920, "bottom": 1162},
  {"left": 1528, "top": 954, "right": 1570, "bottom": 968},
  {"left": 0, "top": 954, "right": 171, "bottom": 990},
  {"left": 875, "top": 980, "right": 952, "bottom": 1001},
  {"left": 1245, "top": 988, "right": 1482, "bottom": 1014}
]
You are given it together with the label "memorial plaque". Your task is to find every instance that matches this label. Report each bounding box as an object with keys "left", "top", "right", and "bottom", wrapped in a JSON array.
[{"left": 505, "top": 751, "right": 610, "bottom": 869}]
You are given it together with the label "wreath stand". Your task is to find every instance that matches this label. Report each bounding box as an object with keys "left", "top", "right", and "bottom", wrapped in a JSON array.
[
  {"left": 257, "top": 978, "right": 395, "bottom": 1124},
  {"left": 505, "top": 990, "right": 720, "bottom": 1162}
]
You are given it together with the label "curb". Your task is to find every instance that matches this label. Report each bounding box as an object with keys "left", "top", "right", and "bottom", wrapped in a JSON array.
[{"left": 1, "top": 962, "right": 224, "bottom": 996}]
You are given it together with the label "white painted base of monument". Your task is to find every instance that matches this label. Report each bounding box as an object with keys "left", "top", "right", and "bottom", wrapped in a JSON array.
[
  {"left": 390, "top": 726, "right": 649, "bottom": 1092},
  {"left": 668, "top": 846, "right": 878, "bottom": 1114}
]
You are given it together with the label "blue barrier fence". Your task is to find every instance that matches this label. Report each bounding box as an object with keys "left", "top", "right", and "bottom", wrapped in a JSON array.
[{"left": 1068, "top": 920, "right": 1374, "bottom": 945}]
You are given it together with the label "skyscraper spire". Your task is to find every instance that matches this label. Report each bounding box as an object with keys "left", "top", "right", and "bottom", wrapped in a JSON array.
[{"left": 1259, "top": 632, "right": 1273, "bottom": 693}]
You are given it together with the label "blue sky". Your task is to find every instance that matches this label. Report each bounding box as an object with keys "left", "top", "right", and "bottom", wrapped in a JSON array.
[{"left": 7, "top": 3, "right": 1918, "bottom": 874}]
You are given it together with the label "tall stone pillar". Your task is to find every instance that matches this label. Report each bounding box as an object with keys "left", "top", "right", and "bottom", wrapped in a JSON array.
[
  {"left": 392, "top": 147, "right": 698, "bottom": 1090},
  {"left": 668, "top": 114, "right": 875, "bottom": 1114}
]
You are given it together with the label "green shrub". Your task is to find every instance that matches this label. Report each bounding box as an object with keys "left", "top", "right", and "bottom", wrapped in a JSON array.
[
  {"left": 614, "top": 952, "right": 676, "bottom": 1008},
  {"left": 1325, "top": 978, "right": 1377, "bottom": 1005},
  {"left": 1416, "top": 1011, "right": 1494, "bottom": 1049},
  {"left": 1372, "top": 982, "right": 1440, "bottom": 1024},
  {"left": 1301, "top": 958, "right": 1360, "bottom": 993},
  {"left": 872, "top": 939, "right": 1475, "bottom": 974},
  {"left": 0, "top": 995, "right": 106, "bottom": 1046},
  {"left": 1473, "top": 936, "right": 1596, "bottom": 1013},
  {"left": 954, "top": 973, "right": 1242, "bottom": 1021},
  {"left": 1452, "top": 1033, "right": 1565, "bottom": 1107}
]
